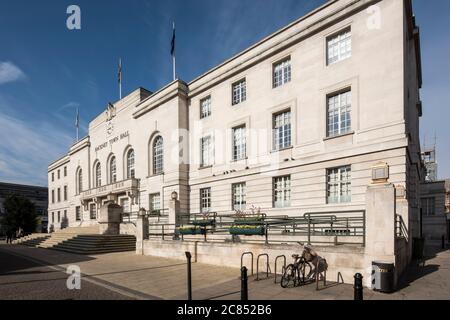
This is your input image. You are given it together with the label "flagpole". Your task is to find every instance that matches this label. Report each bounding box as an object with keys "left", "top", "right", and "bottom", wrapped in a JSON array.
[
  {"left": 172, "top": 22, "right": 176, "bottom": 81},
  {"left": 119, "top": 58, "right": 122, "bottom": 100},
  {"left": 76, "top": 107, "right": 79, "bottom": 142}
]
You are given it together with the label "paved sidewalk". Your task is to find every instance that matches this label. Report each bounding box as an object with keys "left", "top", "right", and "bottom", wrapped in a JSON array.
[{"left": 1, "top": 243, "right": 449, "bottom": 300}]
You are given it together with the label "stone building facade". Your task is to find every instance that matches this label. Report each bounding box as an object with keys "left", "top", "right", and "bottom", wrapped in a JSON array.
[{"left": 48, "top": 0, "right": 424, "bottom": 283}]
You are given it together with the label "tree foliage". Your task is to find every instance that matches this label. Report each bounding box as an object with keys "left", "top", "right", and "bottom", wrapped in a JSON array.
[{"left": 1, "top": 195, "right": 38, "bottom": 233}]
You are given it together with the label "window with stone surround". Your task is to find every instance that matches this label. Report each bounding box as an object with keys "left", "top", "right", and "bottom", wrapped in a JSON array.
[
  {"left": 327, "top": 89, "right": 351, "bottom": 137},
  {"left": 232, "top": 125, "right": 246, "bottom": 161},
  {"left": 327, "top": 28, "right": 351, "bottom": 65},
  {"left": 150, "top": 193, "right": 161, "bottom": 215},
  {"left": 273, "top": 175, "right": 291, "bottom": 208},
  {"left": 232, "top": 182, "right": 246, "bottom": 211},
  {"left": 273, "top": 57, "right": 291, "bottom": 88},
  {"left": 200, "top": 96, "right": 211, "bottom": 119},
  {"left": 201, "top": 135, "right": 213, "bottom": 167},
  {"left": 200, "top": 188, "right": 211, "bottom": 213},
  {"left": 232, "top": 79, "right": 246, "bottom": 105},
  {"left": 153, "top": 137, "right": 164, "bottom": 175},
  {"left": 327, "top": 166, "right": 351, "bottom": 204},
  {"left": 273, "top": 110, "right": 291, "bottom": 151},
  {"left": 421, "top": 197, "right": 436, "bottom": 216}
]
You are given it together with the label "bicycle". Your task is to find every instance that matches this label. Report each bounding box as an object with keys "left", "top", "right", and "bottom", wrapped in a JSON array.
[{"left": 280, "top": 246, "right": 315, "bottom": 288}]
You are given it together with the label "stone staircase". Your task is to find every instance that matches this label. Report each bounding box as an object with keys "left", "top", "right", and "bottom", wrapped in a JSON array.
[{"left": 16, "top": 226, "right": 136, "bottom": 255}]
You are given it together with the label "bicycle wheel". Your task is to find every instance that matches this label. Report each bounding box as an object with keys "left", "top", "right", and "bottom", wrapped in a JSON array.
[
  {"left": 298, "top": 261, "right": 313, "bottom": 284},
  {"left": 280, "top": 264, "right": 297, "bottom": 288}
]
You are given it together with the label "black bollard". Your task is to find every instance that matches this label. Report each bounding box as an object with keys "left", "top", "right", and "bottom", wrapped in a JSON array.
[
  {"left": 185, "top": 251, "right": 192, "bottom": 300},
  {"left": 241, "top": 266, "right": 248, "bottom": 301},
  {"left": 354, "top": 273, "right": 363, "bottom": 301}
]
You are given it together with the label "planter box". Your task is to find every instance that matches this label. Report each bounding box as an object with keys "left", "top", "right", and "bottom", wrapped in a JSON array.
[
  {"left": 178, "top": 228, "right": 206, "bottom": 235},
  {"left": 233, "top": 218, "right": 263, "bottom": 226},
  {"left": 191, "top": 220, "right": 215, "bottom": 227},
  {"left": 229, "top": 226, "right": 265, "bottom": 236}
]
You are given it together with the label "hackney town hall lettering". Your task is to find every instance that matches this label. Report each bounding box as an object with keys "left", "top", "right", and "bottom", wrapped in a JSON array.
[{"left": 95, "top": 131, "right": 130, "bottom": 152}]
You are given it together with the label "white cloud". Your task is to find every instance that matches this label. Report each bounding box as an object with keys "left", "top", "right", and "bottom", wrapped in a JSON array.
[
  {"left": 0, "top": 61, "right": 26, "bottom": 85},
  {"left": 0, "top": 110, "right": 74, "bottom": 186}
]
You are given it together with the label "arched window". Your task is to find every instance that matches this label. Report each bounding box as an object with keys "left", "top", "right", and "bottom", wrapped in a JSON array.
[
  {"left": 77, "top": 169, "right": 83, "bottom": 194},
  {"left": 110, "top": 156, "right": 117, "bottom": 183},
  {"left": 153, "top": 136, "right": 164, "bottom": 175},
  {"left": 127, "top": 149, "right": 135, "bottom": 179},
  {"left": 95, "top": 162, "right": 101, "bottom": 187}
]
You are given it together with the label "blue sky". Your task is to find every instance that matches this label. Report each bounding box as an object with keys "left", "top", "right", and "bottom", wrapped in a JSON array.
[{"left": 0, "top": 0, "right": 449, "bottom": 186}]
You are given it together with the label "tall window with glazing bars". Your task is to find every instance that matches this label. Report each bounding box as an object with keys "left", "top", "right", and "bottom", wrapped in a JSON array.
[
  {"left": 327, "top": 28, "right": 351, "bottom": 65},
  {"left": 200, "top": 96, "right": 211, "bottom": 119},
  {"left": 232, "top": 182, "right": 246, "bottom": 211},
  {"left": 232, "top": 79, "right": 246, "bottom": 105},
  {"left": 327, "top": 166, "right": 351, "bottom": 204},
  {"left": 153, "top": 136, "right": 164, "bottom": 175},
  {"left": 201, "top": 136, "right": 213, "bottom": 167},
  {"left": 273, "top": 110, "right": 291, "bottom": 151},
  {"left": 273, "top": 176, "right": 291, "bottom": 208},
  {"left": 327, "top": 90, "right": 351, "bottom": 137},
  {"left": 232, "top": 125, "right": 246, "bottom": 161},
  {"left": 273, "top": 57, "right": 291, "bottom": 88},
  {"left": 127, "top": 149, "right": 135, "bottom": 179},
  {"left": 200, "top": 187, "right": 211, "bottom": 213}
]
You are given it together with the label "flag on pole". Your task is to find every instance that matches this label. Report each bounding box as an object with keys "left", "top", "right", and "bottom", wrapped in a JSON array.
[
  {"left": 118, "top": 58, "right": 122, "bottom": 99},
  {"left": 170, "top": 22, "right": 176, "bottom": 56},
  {"left": 118, "top": 58, "right": 122, "bottom": 84},
  {"left": 171, "top": 22, "right": 176, "bottom": 81},
  {"left": 75, "top": 107, "right": 79, "bottom": 141}
]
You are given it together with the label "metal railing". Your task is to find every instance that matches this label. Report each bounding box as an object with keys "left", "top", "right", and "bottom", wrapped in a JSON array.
[
  {"left": 395, "top": 214, "right": 408, "bottom": 240},
  {"left": 147, "top": 210, "right": 366, "bottom": 247}
]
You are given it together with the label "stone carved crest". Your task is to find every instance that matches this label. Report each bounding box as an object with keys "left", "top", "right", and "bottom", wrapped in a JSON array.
[{"left": 106, "top": 103, "right": 116, "bottom": 121}]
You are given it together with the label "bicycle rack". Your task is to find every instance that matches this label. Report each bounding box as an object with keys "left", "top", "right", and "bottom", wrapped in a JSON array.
[
  {"left": 315, "top": 258, "right": 327, "bottom": 291},
  {"left": 274, "top": 255, "right": 286, "bottom": 284},
  {"left": 337, "top": 272, "right": 344, "bottom": 284},
  {"left": 241, "top": 252, "right": 254, "bottom": 276},
  {"left": 256, "top": 253, "right": 270, "bottom": 281}
]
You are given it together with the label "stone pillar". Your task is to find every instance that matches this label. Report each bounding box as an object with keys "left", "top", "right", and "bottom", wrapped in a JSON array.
[
  {"left": 136, "top": 208, "right": 149, "bottom": 255},
  {"left": 98, "top": 203, "right": 122, "bottom": 235},
  {"left": 169, "top": 191, "right": 181, "bottom": 226},
  {"left": 364, "top": 183, "right": 397, "bottom": 287}
]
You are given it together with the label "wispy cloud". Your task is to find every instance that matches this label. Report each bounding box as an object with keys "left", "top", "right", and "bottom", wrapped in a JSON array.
[
  {"left": 0, "top": 109, "right": 73, "bottom": 186},
  {"left": 0, "top": 61, "right": 26, "bottom": 85}
]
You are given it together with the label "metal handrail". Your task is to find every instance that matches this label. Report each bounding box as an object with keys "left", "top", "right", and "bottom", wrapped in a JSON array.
[{"left": 147, "top": 210, "right": 366, "bottom": 246}]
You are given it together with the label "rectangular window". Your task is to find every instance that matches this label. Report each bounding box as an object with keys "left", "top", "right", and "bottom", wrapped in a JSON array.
[
  {"left": 200, "top": 188, "right": 211, "bottom": 213},
  {"left": 201, "top": 136, "right": 213, "bottom": 167},
  {"left": 51, "top": 173, "right": 54, "bottom": 182},
  {"left": 63, "top": 186, "right": 67, "bottom": 201},
  {"left": 57, "top": 170, "right": 60, "bottom": 179},
  {"left": 57, "top": 188, "right": 61, "bottom": 202},
  {"left": 421, "top": 197, "right": 436, "bottom": 216},
  {"left": 57, "top": 211, "right": 60, "bottom": 223},
  {"left": 232, "top": 79, "right": 246, "bottom": 105},
  {"left": 232, "top": 183, "right": 246, "bottom": 211},
  {"left": 149, "top": 193, "right": 161, "bottom": 215},
  {"left": 75, "top": 206, "right": 81, "bottom": 221},
  {"left": 327, "top": 28, "right": 352, "bottom": 65},
  {"left": 327, "top": 90, "right": 351, "bottom": 137},
  {"left": 200, "top": 96, "right": 211, "bottom": 119},
  {"left": 51, "top": 212, "right": 54, "bottom": 223},
  {"left": 232, "top": 125, "right": 246, "bottom": 161},
  {"left": 327, "top": 166, "right": 351, "bottom": 204},
  {"left": 273, "top": 176, "right": 291, "bottom": 208},
  {"left": 64, "top": 166, "right": 67, "bottom": 177},
  {"left": 63, "top": 210, "right": 67, "bottom": 221},
  {"left": 89, "top": 204, "right": 96, "bottom": 220},
  {"left": 51, "top": 190, "right": 55, "bottom": 204},
  {"left": 273, "top": 110, "right": 292, "bottom": 151},
  {"left": 273, "top": 57, "right": 291, "bottom": 88},
  {"left": 120, "top": 198, "right": 130, "bottom": 214}
]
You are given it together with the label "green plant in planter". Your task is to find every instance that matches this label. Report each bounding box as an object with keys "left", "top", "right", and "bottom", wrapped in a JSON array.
[
  {"left": 229, "top": 225, "right": 265, "bottom": 236},
  {"left": 177, "top": 225, "right": 206, "bottom": 235}
]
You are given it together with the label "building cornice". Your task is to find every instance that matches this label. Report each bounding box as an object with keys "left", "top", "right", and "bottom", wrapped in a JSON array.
[
  {"left": 48, "top": 155, "right": 70, "bottom": 172},
  {"left": 188, "top": 0, "right": 379, "bottom": 98},
  {"left": 68, "top": 136, "right": 90, "bottom": 156},
  {"left": 133, "top": 80, "right": 189, "bottom": 119}
]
